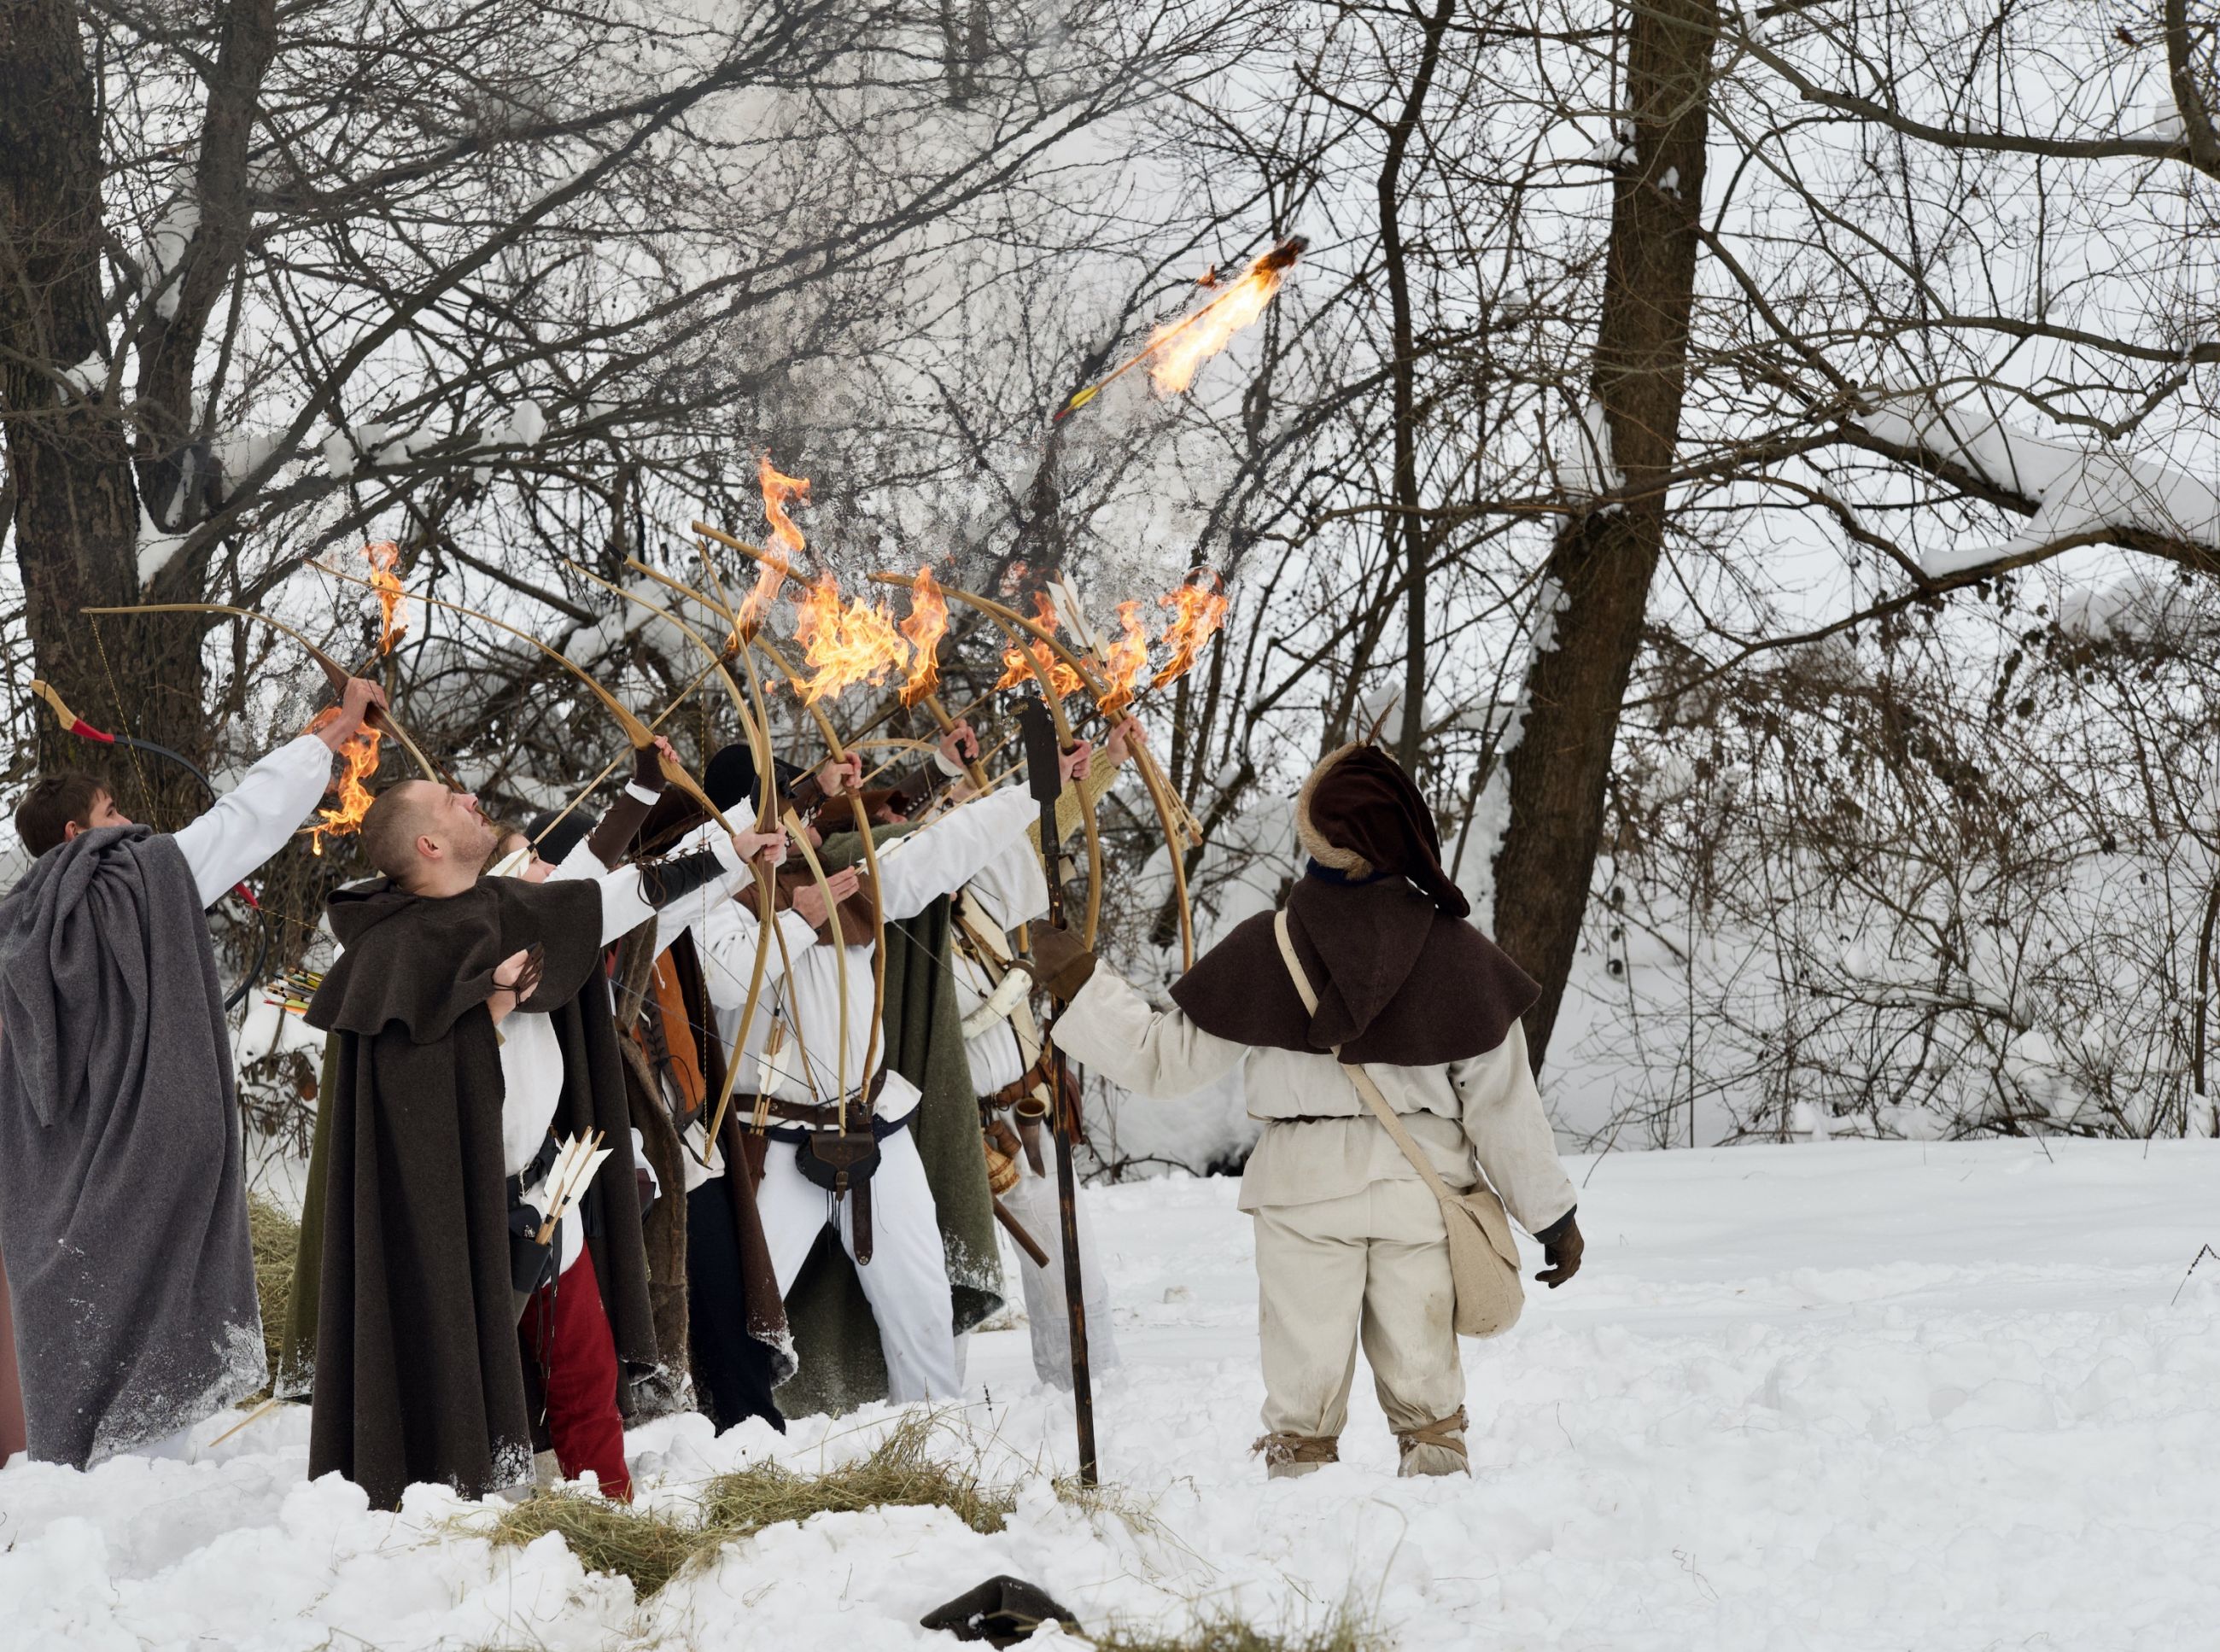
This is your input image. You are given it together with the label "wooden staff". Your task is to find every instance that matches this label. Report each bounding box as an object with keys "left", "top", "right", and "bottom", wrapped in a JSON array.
[{"left": 1016, "top": 692, "right": 1098, "bottom": 1485}]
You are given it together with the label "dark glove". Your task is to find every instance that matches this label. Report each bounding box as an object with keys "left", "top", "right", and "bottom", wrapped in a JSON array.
[
  {"left": 1534, "top": 1208, "right": 1583, "bottom": 1288},
  {"left": 630, "top": 740, "right": 668, "bottom": 793},
  {"left": 1024, "top": 925, "right": 1096, "bottom": 1004}
]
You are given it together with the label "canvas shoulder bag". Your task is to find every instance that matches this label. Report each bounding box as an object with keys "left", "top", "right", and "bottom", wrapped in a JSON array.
[{"left": 1273, "top": 909, "right": 1524, "bottom": 1338}]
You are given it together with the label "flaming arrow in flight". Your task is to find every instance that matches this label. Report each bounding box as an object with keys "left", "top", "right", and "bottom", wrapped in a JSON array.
[{"left": 1054, "top": 237, "right": 1305, "bottom": 423}]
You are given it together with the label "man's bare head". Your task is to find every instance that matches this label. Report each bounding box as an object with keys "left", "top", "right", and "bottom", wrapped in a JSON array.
[{"left": 359, "top": 779, "right": 499, "bottom": 895}]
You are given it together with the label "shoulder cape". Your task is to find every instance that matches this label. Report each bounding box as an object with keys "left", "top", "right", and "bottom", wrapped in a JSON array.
[
  {"left": 1170, "top": 873, "right": 1539, "bottom": 1065},
  {"left": 297, "top": 876, "right": 656, "bottom": 1507}
]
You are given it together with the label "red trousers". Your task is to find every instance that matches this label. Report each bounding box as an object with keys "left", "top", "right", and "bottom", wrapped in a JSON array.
[{"left": 517, "top": 1248, "right": 631, "bottom": 1501}]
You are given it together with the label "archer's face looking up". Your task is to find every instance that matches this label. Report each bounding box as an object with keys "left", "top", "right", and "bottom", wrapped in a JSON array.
[{"left": 361, "top": 779, "right": 500, "bottom": 890}]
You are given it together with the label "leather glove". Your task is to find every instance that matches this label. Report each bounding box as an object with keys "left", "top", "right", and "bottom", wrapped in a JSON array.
[
  {"left": 1025, "top": 924, "right": 1097, "bottom": 1004},
  {"left": 1534, "top": 1209, "right": 1583, "bottom": 1288}
]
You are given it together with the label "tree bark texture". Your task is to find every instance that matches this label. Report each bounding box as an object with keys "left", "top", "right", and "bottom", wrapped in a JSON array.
[
  {"left": 1, "top": 0, "right": 273, "bottom": 820},
  {"left": 1492, "top": 0, "right": 1716, "bottom": 1069}
]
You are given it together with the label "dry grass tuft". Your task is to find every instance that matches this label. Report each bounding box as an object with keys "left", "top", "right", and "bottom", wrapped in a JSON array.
[
  {"left": 485, "top": 1491, "right": 710, "bottom": 1598},
  {"left": 698, "top": 1411, "right": 1014, "bottom": 1538},
  {"left": 246, "top": 1193, "right": 300, "bottom": 1389},
  {"left": 1090, "top": 1605, "right": 1392, "bottom": 1652},
  {"left": 488, "top": 1412, "right": 1017, "bottom": 1599}
]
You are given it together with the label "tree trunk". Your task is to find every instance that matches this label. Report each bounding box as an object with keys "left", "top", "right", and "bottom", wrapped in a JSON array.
[
  {"left": 1, "top": 0, "right": 276, "bottom": 826},
  {"left": 0, "top": 1, "right": 164, "bottom": 791},
  {"left": 1491, "top": 0, "right": 1716, "bottom": 1069},
  {"left": 1382, "top": 0, "right": 1455, "bottom": 773}
]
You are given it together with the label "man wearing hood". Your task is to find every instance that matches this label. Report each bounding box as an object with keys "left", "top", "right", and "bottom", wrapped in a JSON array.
[
  {"left": 302, "top": 771, "right": 780, "bottom": 1507},
  {"left": 1035, "top": 743, "right": 1585, "bottom": 1478}
]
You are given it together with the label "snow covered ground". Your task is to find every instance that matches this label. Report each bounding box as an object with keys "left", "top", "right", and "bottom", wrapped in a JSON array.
[{"left": 2, "top": 1138, "right": 2215, "bottom": 1651}]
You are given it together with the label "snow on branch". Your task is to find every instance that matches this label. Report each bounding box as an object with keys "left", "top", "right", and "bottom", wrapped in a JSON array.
[{"left": 1856, "top": 390, "right": 2220, "bottom": 577}]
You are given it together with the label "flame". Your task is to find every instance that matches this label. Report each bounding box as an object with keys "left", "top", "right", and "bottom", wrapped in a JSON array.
[
  {"left": 1150, "top": 569, "right": 1230, "bottom": 688},
  {"left": 760, "top": 453, "right": 809, "bottom": 557},
  {"left": 995, "top": 640, "right": 1082, "bottom": 699},
  {"left": 1095, "top": 600, "right": 1152, "bottom": 714},
  {"left": 740, "top": 454, "right": 809, "bottom": 628},
  {"left": 992, "top": 588, "right": 1082, "bottom": 698},
  {"left": 1147, "top": 248, "right": 1293, "bottom": 397},
  {"left": 364, "top": 540, "right": 407, "bottom": 654},
  {"left": 792, "top": 572, "right": 912, "bottom": 705},
  {"left": 897, "top": 566, "right": 949, "bottom": 706},
  {"left": 304, "top": 706, "right": 383, "bottom": 855}
]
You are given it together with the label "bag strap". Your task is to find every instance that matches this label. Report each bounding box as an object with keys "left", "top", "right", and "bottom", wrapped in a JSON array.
[{"left": 1272, "top": 909, "right": 1463, "bottom": 1206}]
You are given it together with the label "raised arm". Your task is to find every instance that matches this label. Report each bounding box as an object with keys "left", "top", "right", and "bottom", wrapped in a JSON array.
[
  {"left": 553, "top": 832, "right": 781, "bottom": 945},
  {"left": 870, "top": 787, "right": 1039, "bottom": 919},
  {"left": 169, "top": 676, "right": 386, "bottom": 905},
  {"left": 1051, "top": 964, "right": 1247, "bottom": 1100},
  {"left": 873, "top": 738, "right": 1093, "bottom": 919}
]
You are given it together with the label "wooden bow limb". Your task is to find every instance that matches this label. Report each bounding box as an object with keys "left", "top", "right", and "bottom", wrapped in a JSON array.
[
  {"left": 662, "top": 534, "right": 889, "bottom": 1112},
  {"left": 530, "top": 651, "right": 728, "bottom": 849},
  {"left": 83, "top": 602, "right": 440, "bottom": 779},
  {"left": 751, "top": 633, "right": 887, "bottom": 1130},
  {"left": 309, "top": 562, "right": 738, "bottom": 842},
  {"left": 549, "top": 559, "right": 792, "bottom": 1155},
  {"left": 856, "top": 575, "right": 1112, "bottom": 949},
  {"left": 863, "top": 572, "right": 1200, "bottom": 966}
]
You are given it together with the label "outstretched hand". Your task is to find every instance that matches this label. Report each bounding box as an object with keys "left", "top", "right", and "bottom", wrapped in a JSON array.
[
  {"left": 317, "top": 677, "right": 388, "bottom": 751},
  {"left": 936, "top": 718, "right": 980, "bottom": 772},
  {"left": 815, "top": 754, "right": 864, "bottom": 797},
  {"left": 732, "top": 829, "right": 787, "bottom": 867},
  {"left": 790, "top": 864, "right": 861, "bottom": 928},
  {"left": 1059, "top": 738, "right": 1095, "bottom": 785},
  {"left": 1104, "top": 716, "right": 1146, "bottom": 766}
]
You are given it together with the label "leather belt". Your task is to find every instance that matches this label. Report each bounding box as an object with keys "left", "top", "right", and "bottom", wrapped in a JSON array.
[
  {"left": 980, "top": 1052, "right": 1050, "bottom": 1112},
  {"left": 745, "top": 1069, "right": 889, "bottom": 1131}
]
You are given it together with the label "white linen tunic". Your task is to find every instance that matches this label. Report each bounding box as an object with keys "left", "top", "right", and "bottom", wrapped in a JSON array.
[
  {"left": 950, "top": 836, "right": 1049, "bottom": 1096},
  {"left": 1054, "top": 965, "right": 1577, "bottom": 1233},
  {"left": 495, "top": 834, "right": 752, "bottom": 1270},
  {"left": 169, "top": 733, "right": 336, "bottom": 906},
  {"left": 692, "top": 787, "right": 1042, "bottom": 1121}
]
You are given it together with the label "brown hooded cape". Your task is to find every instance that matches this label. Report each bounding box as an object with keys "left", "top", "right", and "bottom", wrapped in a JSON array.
[
  {"left": 303, "top": 875, "right": 656, "bottom": 1509},
  {"left": 1170, "top": 868, "right": 1539, "bottom": 1066}
]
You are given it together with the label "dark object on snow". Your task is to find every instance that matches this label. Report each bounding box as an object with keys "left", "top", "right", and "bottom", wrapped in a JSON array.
[{"left": 921, "top": 1575, "right": 1082, "bottom": 1645}]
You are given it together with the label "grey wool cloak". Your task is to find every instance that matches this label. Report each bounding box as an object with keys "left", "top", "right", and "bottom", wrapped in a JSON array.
[
  {"left": 303, "top": 874, "right": 657, "bottom": 1509},
  {"left": 0, "top": 826, "right": 266, "bottom": 1466}
]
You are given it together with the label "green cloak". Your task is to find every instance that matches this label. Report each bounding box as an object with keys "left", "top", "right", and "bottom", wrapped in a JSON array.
[{"left": 774, "top": 823, "right": 1005, "bottom": 1417}]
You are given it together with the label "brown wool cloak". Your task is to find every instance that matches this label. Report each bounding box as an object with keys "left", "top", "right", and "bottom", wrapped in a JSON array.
[
  {"left": 303, "top": 875, "right": 657, "bottom": 1509},
  {"left": 1170, "top": 872, "right": 1540, "bottom": 1065},
  {"left": 610, "top": 923, "right": 793, "bottom": 1410}
]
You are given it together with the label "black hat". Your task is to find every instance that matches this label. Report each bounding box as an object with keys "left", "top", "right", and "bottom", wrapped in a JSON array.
[
  {"left": 636, "top": 741, "right": 807, "bottom": 852},
  {"left": 527, "top": 808, "right": 592, "bottom": 867}
]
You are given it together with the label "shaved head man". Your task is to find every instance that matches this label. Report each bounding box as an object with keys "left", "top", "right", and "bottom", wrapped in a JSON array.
[{"left": 359, "top": 780, "right": 502, "bottom": 894}]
